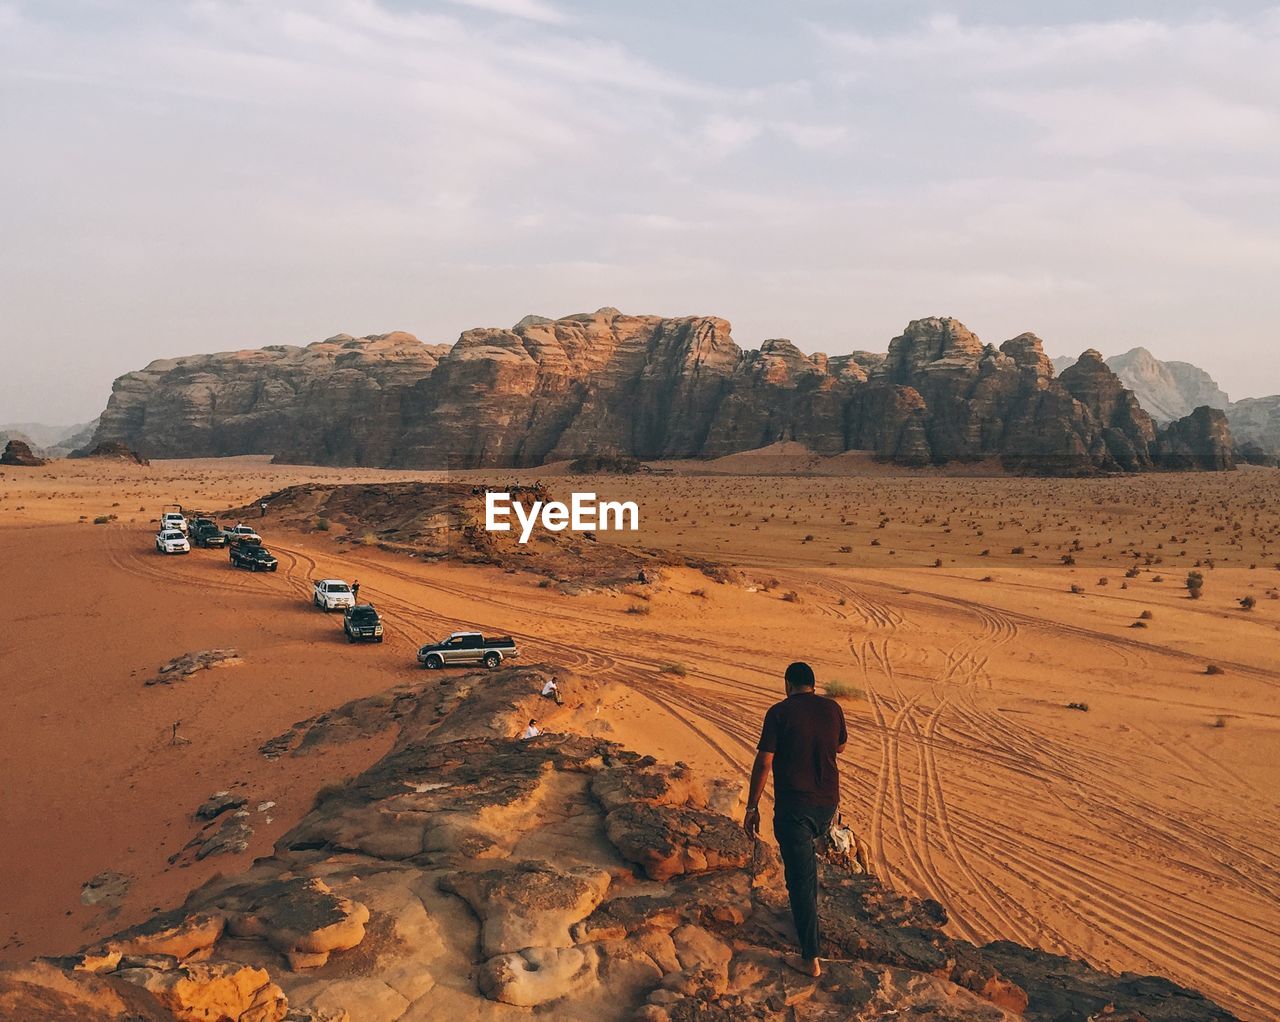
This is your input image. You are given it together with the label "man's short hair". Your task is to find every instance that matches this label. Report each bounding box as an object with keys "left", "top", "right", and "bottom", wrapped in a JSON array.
[{"left": 784, "top": 661, "right": 816, "bottom": 690}]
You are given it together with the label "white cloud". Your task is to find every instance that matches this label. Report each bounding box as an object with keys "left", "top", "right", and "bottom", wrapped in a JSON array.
[
  {"left": 442, "top": 0, "right": 569, "bottom": 25},
  {"left": 1, "top": 2, "right": 1279, "bottom": 419}
]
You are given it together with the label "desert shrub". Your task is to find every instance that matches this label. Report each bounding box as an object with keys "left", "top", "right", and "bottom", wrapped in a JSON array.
[
  {"left": 659, "top": 663, "right": 687, "bottom": 676},
  {"left": 1066, "top": 702, "right": 1089, "bottom": 712},
  {"left": 1186, "top": 571, "right": 1204, "bottom": 599},
  {"left": 689, "top": 588, "right": 707, "bottom": 599},
  {"left": 1239, "top": 595, "right": 1256, "bottom": 611},
  {"left": 360, "top": 531, "right": 378, "bottom": 547},
  {"left": 93, "top": 514, "right": 115, "bottom": 525},
  {"left": 625, "top": 603, "right": 651, "bottom": 615},
  {"left": 980, "top": 575, "right": 994, "bottom": 583},
  {"left": 782, "top": 591, "right": 801, "bottom": 603},
  {"left": 1125, "top": 565, "right": 1140, "bottom": 578},
  {"left": 933, "top": 558, "right": 943, "bottom": 568},
  {"left": 838, "top": 545, "right": 852, "bottom": 554},
  {"left": 1070, "top": 584, "right": 1084, "bottom": 594},
  {"left": 1097, "top": 577, "right": 1108, "bottom": 586},
  {"left": 1205, "top": 664, "right": 1225, "bottom": 676},
  {"left": 1130, "top": 620, "right": 1147, "bottom": 628},
  {"left": 1061, "top": 554, "right": 1076, "bottom": 566},
  {"left": 1011, "top": 546, "right": 1025, "bottom": 555},
  {"left": 802, "top": 534, "right": 814, "bottom": 543},
  {"left": 1139, "top": 610, "right": 1154, "bottom": 620},
  {"left": 824, "top": 680, "right": 864, "bottom": 701},
  {"left": 315, "top": 517, "right": 330, "bottom": 532},
  {"left": 1213, "top": 716, "right": 1228, "bottom": 728}
]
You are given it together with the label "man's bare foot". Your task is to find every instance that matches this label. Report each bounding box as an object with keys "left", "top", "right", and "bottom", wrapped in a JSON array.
[{"left": 783, "top": 954, "right": 820, "bottom": 977}]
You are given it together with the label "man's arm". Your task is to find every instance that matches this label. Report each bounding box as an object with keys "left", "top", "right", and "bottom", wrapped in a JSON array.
[{"left": 743, "top": 750, "right": 773, "bottom": 838}]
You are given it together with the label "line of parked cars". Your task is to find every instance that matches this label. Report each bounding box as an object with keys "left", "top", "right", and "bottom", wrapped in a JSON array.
[
  {"left": 152, "top": 510, "right": 520, "bottom": 667},
  {"left": 153, "top": 511, "right": 276, "bottom": 570}
]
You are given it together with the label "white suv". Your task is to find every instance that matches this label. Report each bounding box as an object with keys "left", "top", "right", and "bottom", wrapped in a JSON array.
[
  {"left": 313, "top": 579, "right": 356, "bottom": 612},
  {"left": 156, "top": 529, "right": 191, "bottom": 554},
  {"left": 161, "top": 512, "right": 188, "bottom": 534}
]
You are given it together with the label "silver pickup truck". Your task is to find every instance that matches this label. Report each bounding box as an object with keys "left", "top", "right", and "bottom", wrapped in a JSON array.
[{"left": 417, "top": 631, "right": 519, "bottom": 670}]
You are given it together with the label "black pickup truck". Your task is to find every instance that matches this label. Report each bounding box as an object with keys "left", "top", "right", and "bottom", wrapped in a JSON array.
[
  {"left": 230, "top": 542, "right": 278, "bottom": 572},
  {"left": 344, "top": 605, "right": 384, "bottom": 643},
  {"left": 190, "top": 518, "right": 228, "bottom": 548},
  {"left": 417, "top": 632, "right": 518, "bottom": 669}
]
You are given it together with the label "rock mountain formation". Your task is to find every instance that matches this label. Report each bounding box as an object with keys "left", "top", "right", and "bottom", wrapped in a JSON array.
[
  {"left": 89, "top": 311, "right": 1238, "bottom": 474},
  {"left": 1054, "top": 348, "right": 1278, "bottom": 462}
]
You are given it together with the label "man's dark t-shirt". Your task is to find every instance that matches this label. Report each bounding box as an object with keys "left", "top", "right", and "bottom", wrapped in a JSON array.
[{"left": 757, "top": 692, "right": 847, "bottom": 808}]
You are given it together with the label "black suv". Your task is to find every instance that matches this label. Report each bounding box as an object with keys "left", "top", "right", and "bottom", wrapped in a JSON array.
[
  {"left": 343, "top": 605, "right": 384, "bottom": 643},
  {"left": 230, "top": 543, "right": 278, "bottom": 572},
  {"left": 190, "top": 517, "right": 227, "bottom": 548}
]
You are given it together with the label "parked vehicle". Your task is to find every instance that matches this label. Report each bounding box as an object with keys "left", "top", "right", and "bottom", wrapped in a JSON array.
[
  {"left": 161, "top": 512, "right": 189, "bottom": 535},
  {"left": 417, "top": 632, "right": 518, "bottom": 670},
  {"left": 224, "top": 523, "right": 261, "bottom": 543},
  {"left": 313, "top": 579, "right": 355, "bottom": 612},
  {"left": 155, "top": 529, "right": 190, "bottom": 554},
  {"left": 344, "top": 605, "right": 384, "bottom": 643},
  {"left": 230, "top": 543, "right": 278, "bottom": 571},
  {"left": 190, "top": 518, "right": 228, "bottom": 548}
]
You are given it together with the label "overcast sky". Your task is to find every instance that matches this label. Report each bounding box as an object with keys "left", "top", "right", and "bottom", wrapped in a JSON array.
[{"left": 2, "top": 1, "right": 1279, "bottom": 423}]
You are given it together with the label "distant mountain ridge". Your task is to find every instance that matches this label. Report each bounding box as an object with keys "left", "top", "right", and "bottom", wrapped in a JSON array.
[
  {"left": 1052, "top": 349, "right": 1277, "bottom": 461},
  {"left": 87, "top": 311, "right": 1236, "bottom": 475},
  {"left": 0, "top": 419, "right": 98, "bottom": 459}
]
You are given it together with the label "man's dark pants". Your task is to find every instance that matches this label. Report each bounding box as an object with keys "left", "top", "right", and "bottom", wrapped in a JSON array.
[{"left": 774, "top": 803, "right": 836, "bottom": 960}]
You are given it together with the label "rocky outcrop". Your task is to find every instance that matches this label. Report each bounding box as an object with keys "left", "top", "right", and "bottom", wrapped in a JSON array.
[
  {"left": 1227, "top": 395, "right": 1280, "bottom": 461},
  {"left": 1153, "top": 406, "right": 1236, "bottom": 471},
  {"left": 91, "top": 333, "right": 448, "bottom": 464},
  {"left": 1, "top": 438, "right": 48, "bottom": 466},
  {"left": 90, "top": 311, "right": 1238, "bottom": 474},
  {"left": 70, "top": 440, "right": 150, "bottom": 465},
  {"left": 4, "top": 665, "right": 1236, "bottom": 1022},
  {"left": 1054, "top": 348, "right": 1280, "bottom": 462}
]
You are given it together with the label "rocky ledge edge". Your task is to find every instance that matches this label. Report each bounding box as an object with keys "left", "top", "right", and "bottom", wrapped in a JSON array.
[{"left": 0, "top": 665, "right": 1236, "bottom": 1022}]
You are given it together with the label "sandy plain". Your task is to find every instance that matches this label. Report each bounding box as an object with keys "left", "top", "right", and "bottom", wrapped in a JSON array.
[{"left": 0, "top": 452, "right": 1277, "bottom": 1019}]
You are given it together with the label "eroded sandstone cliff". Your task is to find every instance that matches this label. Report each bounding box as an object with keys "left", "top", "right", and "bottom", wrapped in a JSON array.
[{"left": 89, "top": 311, "right": 1235, "bottom": 474}]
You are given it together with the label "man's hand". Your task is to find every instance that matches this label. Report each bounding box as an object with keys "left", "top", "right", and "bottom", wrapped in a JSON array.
[{"left": 743, "top": 805, "right": 761, "bottom": 839}]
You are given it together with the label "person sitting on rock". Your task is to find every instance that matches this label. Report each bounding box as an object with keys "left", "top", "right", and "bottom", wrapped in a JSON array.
[
  {"left": 521, "top": 719, "right": 541, "bottom": 740},
  {"left": 743, "top": 661, "right": 847, "bottom": 978},
  {"left": 540, "top": 678, "right": 563, "bottom": 706}
]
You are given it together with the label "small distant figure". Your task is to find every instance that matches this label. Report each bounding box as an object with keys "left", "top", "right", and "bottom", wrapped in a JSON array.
[
  {"left": 351, "top": 580, "right": 360, "bottom": 602},
  {"left": 259, "top": 500, "right": 268, "bottom": 518},
  {"left": 744, "top": 661, "right": 847, "bottom": 978},
  {"left": 541, "top": 678, "right": 563, "bottom": 706},
  {"left": 521, "top": 718, "right": 541, "bottom": 740}
]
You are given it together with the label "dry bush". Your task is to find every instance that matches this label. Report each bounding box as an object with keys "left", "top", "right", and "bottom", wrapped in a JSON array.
[{"left": 824, "top": 680, "right": 864, "bottom": 701}]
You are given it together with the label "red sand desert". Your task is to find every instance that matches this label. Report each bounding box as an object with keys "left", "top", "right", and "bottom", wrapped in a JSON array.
[{"left": 1, "top": 455, "right": 1278, "bottom": 1019}]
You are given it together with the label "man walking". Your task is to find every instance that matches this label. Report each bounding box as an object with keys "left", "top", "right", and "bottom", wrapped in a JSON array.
[{"left": 744, "top": 661, "right": 847, "bottom": 977}]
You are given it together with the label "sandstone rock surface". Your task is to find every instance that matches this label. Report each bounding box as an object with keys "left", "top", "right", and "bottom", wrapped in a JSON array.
[
  {"left": 1, "top": 438, "right": 47, "bottom": 466},
  {"left": 2, "top": 664, "right": 1237, "bottom": 1022}
]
